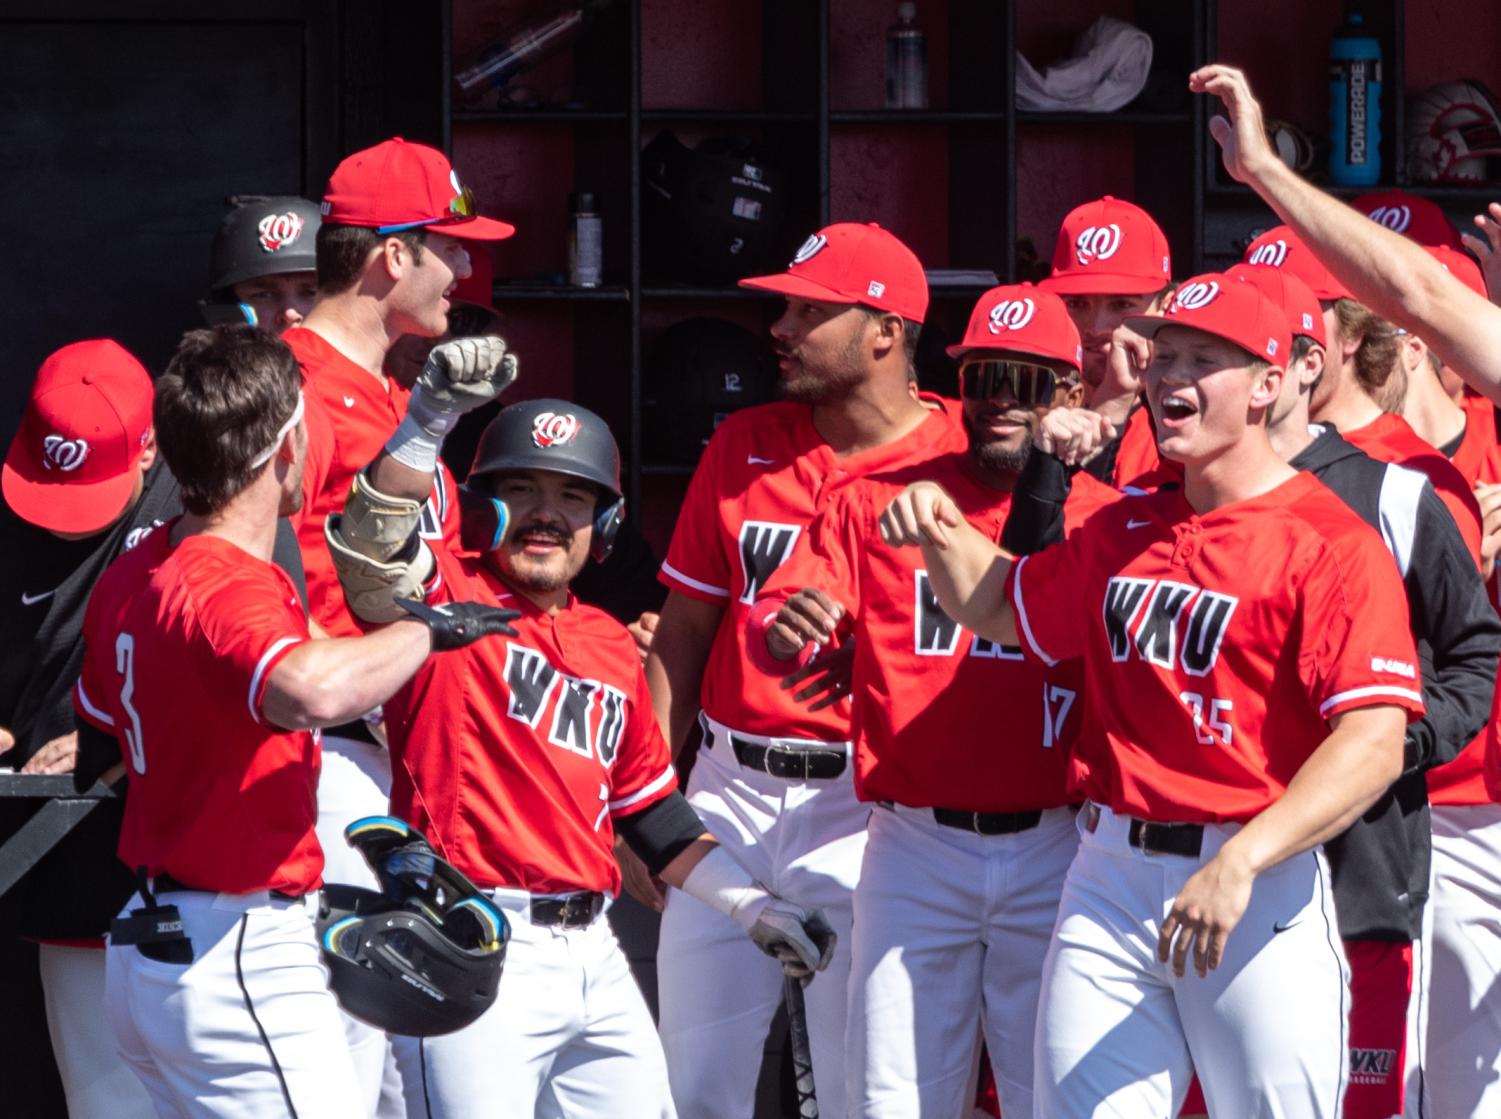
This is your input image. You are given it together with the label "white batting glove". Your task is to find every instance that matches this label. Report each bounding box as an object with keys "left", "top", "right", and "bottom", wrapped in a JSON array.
[
  {"left": 678, "top": 846, "right": 837, "bottom": 982},
  {"left": 408, "top": 336, "right": 519, "bottom": 436}
]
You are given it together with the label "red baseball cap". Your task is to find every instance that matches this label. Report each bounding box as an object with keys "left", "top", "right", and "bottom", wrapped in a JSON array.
[
  {"left": 1226, "top": 263, "right": 1327, "bottom": 348},
  {"left": 320, "top": 137, "right": 515, "bottom": 241},
  {"left": 738, "top": 222, "right": 928, "bottom": 322},
  {"left": 1242, "top": 225, "right": 1352, "bottom": 302},
  {"left": 1426, "top": 245, "right": 1487, "bottom": 298},
  {"left": 3, "top": 340, "right": 155, "bottom": 534},
  {"left": 946, "top": 283, "right": 1083, "bottom": 371},
  {"left": 1040, "top": 196, "right": 1172, "bottom": 296},
  {"left": 1126, "top": 271, "right": 1290, "bottom": 365},
  {"left": 1353, "top": 190, "right": 1462, "bottom": 249}
]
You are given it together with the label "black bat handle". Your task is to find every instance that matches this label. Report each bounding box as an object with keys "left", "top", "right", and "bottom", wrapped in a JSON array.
[{"left": 784, "top": 973, "right": 819, "bottom": 1118}]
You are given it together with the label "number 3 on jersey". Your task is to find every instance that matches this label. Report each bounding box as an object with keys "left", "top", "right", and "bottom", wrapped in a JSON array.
[{"left": 115, "top": 632, "right": 148, "bottom": 774}]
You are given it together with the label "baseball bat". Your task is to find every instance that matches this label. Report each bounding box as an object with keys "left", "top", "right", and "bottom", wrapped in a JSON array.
[{"left": 784, "top": 972, "right": 818, "bottom": 1118}]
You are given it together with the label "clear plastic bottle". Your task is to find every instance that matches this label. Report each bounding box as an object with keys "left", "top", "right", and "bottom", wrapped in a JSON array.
[
  {"left": 885, "top": 2, "right": 928, "bottom": 111},
  {"left": 568, "top": 192, "right": 602, "bottom": 288}
]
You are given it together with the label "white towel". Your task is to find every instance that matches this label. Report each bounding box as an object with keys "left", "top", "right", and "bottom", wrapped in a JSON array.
[{"left": 1015, "top": 16, "right": 1154, "bottom": 114}]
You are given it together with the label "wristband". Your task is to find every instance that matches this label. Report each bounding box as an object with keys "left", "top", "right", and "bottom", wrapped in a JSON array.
[
  {"left": 678, "top": 845, "right": 771, "bottom": 932},
  {"left": 385, "top": 413, "right": 441, "bottom": 473}
]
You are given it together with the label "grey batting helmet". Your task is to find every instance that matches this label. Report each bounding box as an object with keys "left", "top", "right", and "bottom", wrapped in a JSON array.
[{"left": 466, "top": 399, "right": 625, "bottom": 562}]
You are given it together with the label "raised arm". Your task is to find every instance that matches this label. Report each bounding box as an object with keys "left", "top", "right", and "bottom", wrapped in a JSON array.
[
  {"left": 877, "top": 481, "right": 1018, "bottom": 647},
  {"left": 1190, "top": 63, "right": 1501, "bottom": 403}
]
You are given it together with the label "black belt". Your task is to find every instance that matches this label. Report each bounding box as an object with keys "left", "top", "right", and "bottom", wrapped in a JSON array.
[
  {"left": 1127, "top": 819, "right": 1204, "bottom": 858},
  {"left": 530, "top": 891, "right": 605, "bottom": 929},
  {"left": 324, "top": 719, "right": 380, "bottom": 747},
  {"left": 154, "top": 872, "right": 304, "bottom": 902},
  {"left": 931, "top": 808, "right": 1043, "bottom": 836},
  {"left": 730, "top": 736, "right": 847, "bottom": 780}
]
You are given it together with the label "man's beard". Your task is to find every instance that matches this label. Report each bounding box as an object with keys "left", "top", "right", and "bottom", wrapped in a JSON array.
[
  {"left": 963, "top": 413, "right": 1033, "bottom": 474},
  {"left": 778, "top": 335, "right": 867, "bottom": 404}
]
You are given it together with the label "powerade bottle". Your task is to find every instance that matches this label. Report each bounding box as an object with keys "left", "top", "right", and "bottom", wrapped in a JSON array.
[{"left": 1329, "top": 10, "right": 1382, "bottom": 185}]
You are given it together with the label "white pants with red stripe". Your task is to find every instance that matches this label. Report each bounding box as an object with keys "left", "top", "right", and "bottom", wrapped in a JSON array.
[
  {"left": 106, "top": 890, "right": 362, "bottom": 1119},
  {"left": 1425, "top": 803, "right": 1501, "bottom": 1119},
  {"left": 1036, "top": 804, "right": 1350, "bottom": 1119},
  {"left": 849, "top": 802, "right": 1078, "bottom": 1119},
  {"left": 394, "top": 888, "right": 673, "bottom": 1118},
  {"left": 656, "top": 715, "right": 868, "bottom": 1119}
]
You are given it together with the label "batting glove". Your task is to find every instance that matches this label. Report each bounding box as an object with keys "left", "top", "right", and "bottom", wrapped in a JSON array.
[
  {"left": 677, "top": 846, "right": 838, "bottom": 982},
  {"left": 408, "top": 336, "right": 519, "bottom": 437},
  {"left": 747, "top": 902, "right": 837, "bottom": 982},
  {"left": 396, "top": 597, "right": 521, "bottom": 651}
]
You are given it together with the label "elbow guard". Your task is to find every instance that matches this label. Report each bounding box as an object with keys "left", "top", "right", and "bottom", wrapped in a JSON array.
[
  {"left": 326, "top": 471, "right": 435, "bottom": 624},
  {"left": 615, "top": 791, "right": 706, "bottom": 876}
]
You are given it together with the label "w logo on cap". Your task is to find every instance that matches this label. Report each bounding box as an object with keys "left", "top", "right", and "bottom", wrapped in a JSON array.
[
  {"left": 1074, "top": 224, "right": 1122, "bottom": 265},
  {"left": 532, "top": 412, "right": 580, "bottom": 448},
  {"left": 791, "top": 233, "right": 828, "bottom": 265},
  {"left": 41, "top": 435, "right": 90, "bottom": 472},
  {"left": 1247, "top": 240, "right": 1289, "bottom": 267},
  {"left": 988, "top": 299, "right": 1037, "bottom": 333},
  {"left": 1171, "top": 282, "right": 1220, "bottom": 312},
  {"left": 1366, "top": 205, "right": 1412, "bottom": 233},
  {"left": 258, "top": 212, "right": 306, "bottom": 253}
]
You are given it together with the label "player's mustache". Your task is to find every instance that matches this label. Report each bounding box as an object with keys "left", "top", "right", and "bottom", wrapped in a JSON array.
[{"left": 512, "top": 521, "right": 570, "bottom": 547}]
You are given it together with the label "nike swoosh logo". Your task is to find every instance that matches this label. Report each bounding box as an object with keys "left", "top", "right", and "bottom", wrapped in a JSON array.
[
  {"left": 747, "top": 455, "right": 775, "bottom": 465},
  {"left": 1271, "top": 919, "right": 1303, "bottom": 935},
  {"left": 1127, "top": 519, "right": 1151, "bottom": 530},
  {"left": 21, "top": 590, "right": 54, "bottom": 606},
  {"left": 343, "top": 395, "right": 356, "bottom": 408}
]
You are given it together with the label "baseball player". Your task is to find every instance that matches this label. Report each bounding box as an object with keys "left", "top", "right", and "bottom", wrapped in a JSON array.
[
  {"left": 749, "top": 283, "right": 1118, "bottom": 1118},
  {"left": 281, "top": 136, "right": 516, "bottom": 1107},
  {"left": 1239, "top": 222, "right": 1485, "bottom": 567},
  {"left": 1039, "top": 195, "right": 1175, "bottom": 487},
  {"left": 327, "top": 386, "right": 834, "bottom": 1117},
  {"left": 0, "top": 338, "right": 316, "bottom": 1119},
  {"left": 200, "top": 195, "right": 322, "bottom": 334},
  {"left": 69, "top": 325, "right": 515, "bottom": 1117},
  {"left": 0, "top": 341, "right": 178, "bottom": 1119},
  {"left": 643, "top": 222, "right": 965, "bottom": 1119},
  {"left": 1195, "top": 62, "right": 1501, "bottom": 1116},
  {"left": 1240, "top": 263, "right": 1501, "bottom": 1119},
  {"left": 882, "top": 272, "right": 1425, "bottom": 1118}
]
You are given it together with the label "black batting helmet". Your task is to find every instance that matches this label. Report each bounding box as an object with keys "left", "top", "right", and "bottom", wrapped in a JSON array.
[
  {"left": 643, "top": 317, "right": 776, "bottom": 464},
  {"left": 466, "top": 399, "right": 625, "bottom": 562},
  {"left": 318, "top": 817, "right": 509, "bottom": 1038},
  {"left": 207, "top": 195, "right": 321, "bottom": 295}
]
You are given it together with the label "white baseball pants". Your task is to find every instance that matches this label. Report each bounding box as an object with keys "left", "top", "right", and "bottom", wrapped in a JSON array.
[
  {"left": 656, "top": 715, "right": 868, "bottom": 1119},
  {"left": 38, "top": 943, "right": 156, "bottom": 1119},
  {"left": 316, "top": 733, "right": 403, "bottom": 1119},
  {"left": 106, "top": 890, "right": 362, "bottom": 1119},
  {"left": 394, "top": 888, "right": 674, "bottom": 1118},
  {"left": 1425, "top": 803, "right": 1501, "bottom": 1119},
  {"left": 848, "top": 802, "right": 1079, "bottom": 1119},
  {"left": 1036, "top": 804, "right": 1349, "bottom": 1119}
]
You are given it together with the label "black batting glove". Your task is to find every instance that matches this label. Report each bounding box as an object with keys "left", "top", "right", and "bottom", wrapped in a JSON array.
[{"left": 396, "top": 598, "right": 521, "bottom": 651}]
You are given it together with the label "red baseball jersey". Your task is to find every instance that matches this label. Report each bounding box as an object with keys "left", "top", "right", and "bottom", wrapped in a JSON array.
[
  {"left": 380, "top": 544, "right": 678, "bottom": 896},
  {"left": 1434, "top": 399, "right": 1501, "bottom": 806},
  {"left": 285, "top": 327, "right": 460, "bottom": 638},
  {"left": 1345, "top": 412, "right": 1483, "bottom": 567},
  {"left": 660, "top": 396, "right": 966, "bottom": 740},
  {"left": 753, "top": 454, "right": 1120, "bottom": 810},
  {"left": 1006, "top": 471, "right": 1425, "bottom": 823},
  {"left": 74, "top": 527, "right": 321, "bottom": 895}
]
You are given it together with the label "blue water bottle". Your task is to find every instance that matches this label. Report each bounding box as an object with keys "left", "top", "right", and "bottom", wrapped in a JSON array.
[{"left": 1329, "top": 10, "right": 1383, "bottom": 185}]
